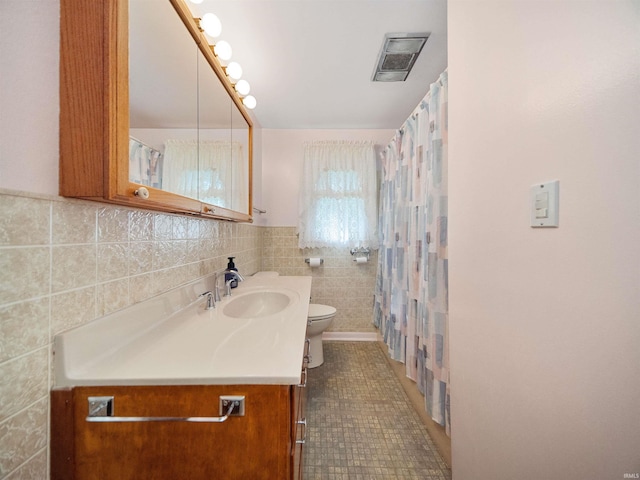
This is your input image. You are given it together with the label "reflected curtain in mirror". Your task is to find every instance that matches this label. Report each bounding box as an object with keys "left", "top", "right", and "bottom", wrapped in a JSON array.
[{"left": 162, "top": 139, "right": 246, "bottom": 209}]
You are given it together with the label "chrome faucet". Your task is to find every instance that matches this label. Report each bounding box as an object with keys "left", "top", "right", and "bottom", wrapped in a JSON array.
[
  {"left": 199, "top": 291, "right": 215, "bottom": 310},
  {"left": 224, "top": 270, "right": 245, "bottom": 297},
  {"left": 214, "top": 271, "right": 225, "bottom": 302}
]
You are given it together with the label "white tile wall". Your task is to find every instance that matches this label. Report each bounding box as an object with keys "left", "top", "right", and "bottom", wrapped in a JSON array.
[
  {"left": 0, "top": 191, "right": 378, "bottom": 478},
  {"left": 261, "top": 227, "right": 378, "bottom": 333},
  {"left": 0, "top": 189, "right": 262, "bottom": 479}
]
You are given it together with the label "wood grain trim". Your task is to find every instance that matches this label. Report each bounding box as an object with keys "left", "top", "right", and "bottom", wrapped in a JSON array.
[
  {"left": 68, "top": 385, "right": 292, "bottom": 479},
  {"left": 60, "top": 0, "right": 253, "bottom": 222},
  {"left": 105, "top": 0, "right": 131, "bottom": 201},
  {"left": 60, "top": 0, "right": 109, "bottom": 197},
  {"left": 51, "top": 388, "right": 76, "bottom": 480}
]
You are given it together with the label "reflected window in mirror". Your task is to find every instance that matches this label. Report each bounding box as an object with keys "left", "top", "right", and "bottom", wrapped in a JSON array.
[{"left": 129, "top": 0, "right": 198, "bottom": 194}]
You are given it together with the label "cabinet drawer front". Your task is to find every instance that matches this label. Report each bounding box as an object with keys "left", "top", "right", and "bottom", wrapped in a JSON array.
[{"left": 52, "top": 385, "right": 292, "bottom": 480}]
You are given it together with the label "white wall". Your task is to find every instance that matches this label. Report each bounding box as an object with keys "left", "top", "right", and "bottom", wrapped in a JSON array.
[
  {"left": 0, "top": 1, "right": 60, "bottom": 195},
  {"left": 261, "top": 129, "right": 395, "bottom": 226},
  {"left": 448, "top": 2, "right": 640, "bottom": 479}
]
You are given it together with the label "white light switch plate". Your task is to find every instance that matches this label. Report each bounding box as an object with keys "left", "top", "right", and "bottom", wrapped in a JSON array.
[{"left": 530, "top": 180, "right": 559, "bottom": 227}]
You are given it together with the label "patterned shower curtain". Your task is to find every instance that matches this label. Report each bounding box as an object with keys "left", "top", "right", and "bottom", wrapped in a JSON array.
[{"left": 374, "top": 71, "right": 449, "bottom": 435}]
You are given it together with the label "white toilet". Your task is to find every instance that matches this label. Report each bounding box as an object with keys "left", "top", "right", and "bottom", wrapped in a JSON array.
[{"left": 306, "top": 304, "right": 337, "bottom": 368}]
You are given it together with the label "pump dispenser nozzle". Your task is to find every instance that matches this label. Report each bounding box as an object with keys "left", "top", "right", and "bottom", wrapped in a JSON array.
[{"left": 225, "top": 257, "right": 239, "bottom": 288}]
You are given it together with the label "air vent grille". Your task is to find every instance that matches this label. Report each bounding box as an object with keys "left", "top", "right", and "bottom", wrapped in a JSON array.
[{"left": 372, "top": 33, "right": 429, "bottom": 82}]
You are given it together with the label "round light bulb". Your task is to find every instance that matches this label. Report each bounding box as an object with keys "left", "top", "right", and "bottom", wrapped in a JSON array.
[
  {"left": 189, "top": 0, "right": 203, "bottom": 4},
  {"left": 235, "top": 79, "right": 250, "bottom": 96},
  {"left": 200, "top": 13, "right": 221, "bottom": 38},
  {"left": 213, "top": 41, "right": 232, "bottom": 61},
  {"left": 226, "top": 62, "right": 243, "bottom": 81},
  {"left": 242, "top": 95, "right": 257, "bottom": 109}
]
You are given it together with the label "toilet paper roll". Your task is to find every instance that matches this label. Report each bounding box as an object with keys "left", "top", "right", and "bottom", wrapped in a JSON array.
[
  {"left": 308, "top": 257, "right": 322, "bottom": 268},
  {"left": 355, "top": 257, "right": 368, "bottom": 264}
]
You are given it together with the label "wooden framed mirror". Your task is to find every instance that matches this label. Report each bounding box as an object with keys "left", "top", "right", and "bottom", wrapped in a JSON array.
[{"left": 60, "top": 0, "right": 253, "bottom": 222}]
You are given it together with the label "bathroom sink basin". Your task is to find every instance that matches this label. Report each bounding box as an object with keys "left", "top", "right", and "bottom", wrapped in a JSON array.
[{"left": 223, "top": 290, "right": 297, "bottom": 319}]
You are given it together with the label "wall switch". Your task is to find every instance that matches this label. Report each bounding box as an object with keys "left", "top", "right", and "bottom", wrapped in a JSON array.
[
  {"left": 535, "top": 207, "right": 548, "bottom": 218},
  {"left": 530, "top": 181, "right": 559, "bottom": 227}
]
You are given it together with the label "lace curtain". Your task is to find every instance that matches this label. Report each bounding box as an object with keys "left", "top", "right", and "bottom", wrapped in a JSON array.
[
  {"left": 162, "top": 139, "right": 244, "bottom": 208},
  {"left": 298, "top": 141, "right": 378, "bottom": 249},
  {"left": 374, "top": 71, "right": 450, "bottom": 434}
]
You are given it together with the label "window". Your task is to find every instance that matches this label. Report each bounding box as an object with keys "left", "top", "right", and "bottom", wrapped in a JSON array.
[
  {"left": 298, "top": 141, "right": 378, "bottom": 249},
  {"left": 162, "top": 139, "right": 245, "bottom": 208}
]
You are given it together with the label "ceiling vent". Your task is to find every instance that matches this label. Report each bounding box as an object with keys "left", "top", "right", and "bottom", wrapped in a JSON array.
[{"left": 371, "top": 33, "right": 429, "bottom": 82}]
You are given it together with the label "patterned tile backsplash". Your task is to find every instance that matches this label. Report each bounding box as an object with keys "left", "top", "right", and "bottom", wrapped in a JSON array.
[
  {"left": 0, "top": 190, "right": 262, "bottom": 479},
  {"left": 262, "top": 226, "right": 378, "bottom": 333},
  {"left": 0, "top": 190, "right": 377, "bottom": 479}
]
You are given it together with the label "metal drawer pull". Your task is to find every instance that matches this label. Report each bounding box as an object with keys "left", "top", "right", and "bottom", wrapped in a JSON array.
[
  {"left": 302, "top": 338, "right": 312, "bottom": 366},
  {"left": 86, "top": 395, "right": 243, "bottom": 423},
  {"left": 296, "top": 418, "right": 307, "bottom": 445},
  {"left": 297, "top": 367, "right": 308, "bottom": 388}
]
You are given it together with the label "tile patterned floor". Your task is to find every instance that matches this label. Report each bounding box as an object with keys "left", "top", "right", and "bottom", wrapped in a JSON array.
[{"left": 303, "top": 342, "right": 452, "bottom": 480}]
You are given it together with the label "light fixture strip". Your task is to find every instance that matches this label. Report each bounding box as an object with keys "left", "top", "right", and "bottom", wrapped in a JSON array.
[{"left": 171, "top": 0, "right": 255, "bottom": 116}]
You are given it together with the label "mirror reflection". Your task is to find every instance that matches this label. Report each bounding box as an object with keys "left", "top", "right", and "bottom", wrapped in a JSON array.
[
  {"left": 128, "top": 0, "right": 251, "bottom": 214},
  {"left": 230, "top": 94, "right": 250, "bottom": 213}
]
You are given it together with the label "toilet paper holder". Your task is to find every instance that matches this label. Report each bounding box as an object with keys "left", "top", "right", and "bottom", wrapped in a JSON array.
[
  {"left": 349, "top": 247, "right": 370, "bottom": 261},
  {"left": 305, "top": 258, "right": 324, "bottom": 265}
]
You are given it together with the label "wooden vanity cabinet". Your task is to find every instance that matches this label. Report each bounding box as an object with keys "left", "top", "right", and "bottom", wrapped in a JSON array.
[{"left": 51, "top": 379, "right": 307, "bottom": 479}]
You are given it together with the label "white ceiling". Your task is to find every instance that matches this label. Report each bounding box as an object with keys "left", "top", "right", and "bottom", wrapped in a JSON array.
[{"left": 188, "top": 0, "right": 448, "bottom": 129}]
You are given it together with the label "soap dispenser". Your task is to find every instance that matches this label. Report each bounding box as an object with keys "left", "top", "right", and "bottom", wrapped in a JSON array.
[{"left": 225, "top": 257, "right": 239, "bottom": 289}]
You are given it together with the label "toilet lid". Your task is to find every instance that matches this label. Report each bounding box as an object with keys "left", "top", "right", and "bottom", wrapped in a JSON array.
[{"left": 308, "top": 304, "right": 336, "bottom": 320}]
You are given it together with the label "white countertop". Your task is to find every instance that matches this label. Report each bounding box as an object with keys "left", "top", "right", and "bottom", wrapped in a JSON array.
[{"left": 53, "top": 275, "right": 312, "bottom": 387}]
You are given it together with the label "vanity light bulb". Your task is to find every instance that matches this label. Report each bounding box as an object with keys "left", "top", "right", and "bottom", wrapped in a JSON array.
[
  {"left": 235, "top": 80, "right": 250, "bottom": 96},
  {"left": 189, "top": 0, "right": 203, "bottom": 3},
  {"left": 201, "top": 13, "right": 222, "bottom": 38},
  {"left": 243, "top": 95, "right": 257, "bottom": 109},
  {"left": 226, "top": 62, "right": 243, "bottom": 81},
  {"left": 214, "top": 41, "right": 232, "bottom": 61}
]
